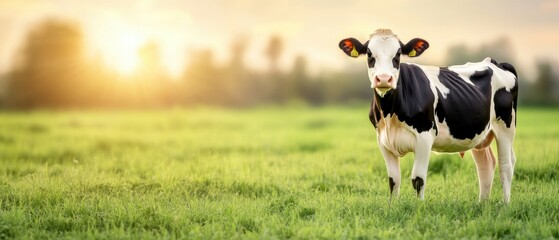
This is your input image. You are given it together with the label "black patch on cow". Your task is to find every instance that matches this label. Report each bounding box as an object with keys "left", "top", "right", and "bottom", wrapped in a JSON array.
[
  {"left": 389, "top": 177, "right": 395, "bottom": 195},
  {"left": 435, "top": 67, "right": 492, "bottom": 140},
  {"left": 411, "top": 177, "right": 423, "bottom": 197},
  {"left": 494, "top": 87, "right": 516, "bottom": 128},
  {"left": 369, "top": 64, "right": 436, "bottom": 133},
  {"left": 369, "top": 99, "right": 380, "bottom": 127}
]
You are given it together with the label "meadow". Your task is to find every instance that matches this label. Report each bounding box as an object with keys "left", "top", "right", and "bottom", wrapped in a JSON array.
[{"left": 0, "top": 106, "right": 558, "bottom": 239}]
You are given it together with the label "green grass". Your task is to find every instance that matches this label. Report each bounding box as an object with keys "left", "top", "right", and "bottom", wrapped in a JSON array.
[{"left": 0, "top": 106, "right": 558, "bottom": 239}]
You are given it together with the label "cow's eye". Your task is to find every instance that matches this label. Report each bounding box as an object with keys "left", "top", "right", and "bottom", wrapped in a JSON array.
[
  {"left": 367, "top": 50, "right": 375, "bottom": 67},
  {"left": 392, "top": 53, "right": 401, "bottom": 68},
  {"left": 368, "top": 56, "right": 376, "bottom": 68}
]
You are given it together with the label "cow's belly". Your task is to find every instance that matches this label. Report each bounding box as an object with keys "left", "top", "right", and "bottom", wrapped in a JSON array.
[{"left": 432, "top": 120, "right": 491, "bottom": 152}]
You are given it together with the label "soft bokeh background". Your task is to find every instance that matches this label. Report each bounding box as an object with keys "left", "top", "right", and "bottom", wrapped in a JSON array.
[
  {"left": 1, "top": 0, "right": 559, "bottom": 108},
  {"left": 2, "top": 1, "right": 559, "bottom": 238}
]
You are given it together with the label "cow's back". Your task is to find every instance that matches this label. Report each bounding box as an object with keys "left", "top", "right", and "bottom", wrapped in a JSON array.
[{"left": 419, "top": 58, "right": 517, "bottom": 152}]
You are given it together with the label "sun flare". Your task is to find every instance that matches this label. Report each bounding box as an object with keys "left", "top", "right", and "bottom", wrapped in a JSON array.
[
  {"left": 90, "top": 26, "right": 147, "bottom": 75},
  {"left": 113, "top": 34, "right": 144, "bottom": 74}
]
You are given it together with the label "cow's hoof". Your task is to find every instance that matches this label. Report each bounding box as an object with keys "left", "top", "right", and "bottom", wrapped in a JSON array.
[{"left": 411, "top": 177, "right": 424, "bottom": 197}]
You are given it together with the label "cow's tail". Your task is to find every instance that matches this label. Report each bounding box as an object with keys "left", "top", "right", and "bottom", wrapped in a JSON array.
[
  {"left": 489, "top": 58, "right": 518, "bottom": 79},
  {"left": 499, "top": 62, "right": 518, "bottom": 79}
]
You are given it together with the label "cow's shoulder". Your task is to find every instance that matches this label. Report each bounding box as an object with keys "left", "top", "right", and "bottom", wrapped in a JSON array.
[{"left": 378, "top": 63, "right": 436, "bottom": 133}]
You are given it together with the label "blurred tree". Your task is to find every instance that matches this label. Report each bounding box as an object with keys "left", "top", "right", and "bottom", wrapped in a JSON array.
[
  {"left": 265, "top": 35, "right": 283, "bottom": 73},
  {"left": 0, "top": 74, "right": 8, "bottom": 107},
  {"left": 533, "top": 60, "right": 557, "bottom": 105},
  {"left": 136, "top": 41, "right": 176, "bottom": 107},
  {"left": 226, "top": 36, "right": 251, "bottom": 106},
  {"left": 289, "top": 55, "right": 309, "bottom": 100},
  {"left": 322, "top": 68, "right": 370, "bottom": 105},
  {"left": 478, "top": 37, "right": 515, "bottom": 63},
  {"left": 265, "top": 35, "right": 286, "bottom": 103},
  {"left": 6, "top": 19, "right": 88, "bottom": 108},
  {"left": 230, "top": 36, "right": 247, "bottom": 71},
  {"left": 445, "top": 37, "right": 515, "bottom": 65},
  {"left": 182, "top": 49, "right": 224, "bottom": 105},
  {"left": 445, "top": 44, "right": 470, "bottom": 66}
]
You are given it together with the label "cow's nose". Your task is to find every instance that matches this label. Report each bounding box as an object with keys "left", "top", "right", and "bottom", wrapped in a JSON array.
[{"left": 375, "top": 74, "right": 393, "bottom": 86}]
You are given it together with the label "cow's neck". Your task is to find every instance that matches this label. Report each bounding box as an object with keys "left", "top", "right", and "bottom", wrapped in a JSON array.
[
  {"left": 369, "top": 63, "right": 435, "bottom": 130},
  {"left": 370, "top": 70, "right": 403, "bottom": 122},
  {"left": 371, "top": 86, "right": 399, "bottom": 121}
]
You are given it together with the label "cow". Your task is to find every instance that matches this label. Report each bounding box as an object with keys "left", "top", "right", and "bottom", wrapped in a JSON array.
[{"left": 338, "top": 29, "right": 518, "bottom": 203}]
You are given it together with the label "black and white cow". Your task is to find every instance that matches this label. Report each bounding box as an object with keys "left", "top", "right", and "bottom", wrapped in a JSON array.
[{"left": 339, "top": 29, "right": 518, "bottom": 203}]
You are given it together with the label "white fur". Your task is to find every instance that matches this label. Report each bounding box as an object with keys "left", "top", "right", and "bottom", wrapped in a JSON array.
[
  {"left": 376, "top": 114, "right": 417, "bottom": 157},
  {"left": 366, "top": 35, "right": 401, "bottom": 89}
]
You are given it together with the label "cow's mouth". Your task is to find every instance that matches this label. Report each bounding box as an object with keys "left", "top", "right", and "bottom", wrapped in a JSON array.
[{"left": 375, "top": 87, "right": 392, "bottom": 97}]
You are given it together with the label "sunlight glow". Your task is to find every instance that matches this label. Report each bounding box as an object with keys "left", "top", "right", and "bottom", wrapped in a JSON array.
[
  {"left": 112, "top": 33, "right": 145, "bottom": 75},
  {"left": 88, "top": 20, "right": 148, "bottom": 76},
  {"left": 87, "top": 21, "right": 188, "bottom": 77},
  {"left": 103, "top": 31, "right": 145, "bottom": 75}
]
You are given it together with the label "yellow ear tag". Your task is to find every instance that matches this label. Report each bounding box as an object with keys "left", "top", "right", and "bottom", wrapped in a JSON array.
[
  {"left": 350, "top": 47, "right": 359, "bottom": 57},
  {"left": 408, "top": 49, "right": 417, "bottom": 57}
]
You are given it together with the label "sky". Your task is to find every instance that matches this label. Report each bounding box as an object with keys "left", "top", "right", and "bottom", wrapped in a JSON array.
[{"left": 1, "top": 0, "right": 558, "bottom": 77}]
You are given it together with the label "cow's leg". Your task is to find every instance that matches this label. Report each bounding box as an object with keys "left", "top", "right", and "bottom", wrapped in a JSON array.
[
  {"left": 511, "top": 147, "right": 516, "bottom": 169},
  {"left": 494, "top": 124, "right": 515, "bottom": 204},
  {"left": 471, "top": 147, "right": 496, "bottom": 201},
  {"left": 411, "top": 132, "right": 434, "bottom": 200},
  {"left": 379, "top": 144, "right": 400, "bottom": 198}
]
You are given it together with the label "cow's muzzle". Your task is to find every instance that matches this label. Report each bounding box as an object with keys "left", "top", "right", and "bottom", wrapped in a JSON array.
[{"left": 374, "top": 74, "right": 394, "bottom": 97}]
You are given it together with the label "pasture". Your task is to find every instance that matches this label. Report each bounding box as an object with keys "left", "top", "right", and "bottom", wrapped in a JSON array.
[{"left": 0, "top": 106, "right": 558, "bottom": 239}]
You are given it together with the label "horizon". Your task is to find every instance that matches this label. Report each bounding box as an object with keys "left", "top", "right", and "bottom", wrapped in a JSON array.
[{"left": 1, "top": 0, "right": 559, "bottom": 78}]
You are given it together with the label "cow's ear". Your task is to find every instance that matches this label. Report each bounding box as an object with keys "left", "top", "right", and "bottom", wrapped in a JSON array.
[
  {"left": 402, "top": 38, "right": 429, "bottom": 57},
  {"left": 339, "top": 38, "right": 368, "bottom": 58}
]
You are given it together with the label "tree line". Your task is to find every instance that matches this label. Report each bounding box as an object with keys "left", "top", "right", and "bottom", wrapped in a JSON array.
[{"left": 0, "top": 19, "right": 557, "bottom": 109}]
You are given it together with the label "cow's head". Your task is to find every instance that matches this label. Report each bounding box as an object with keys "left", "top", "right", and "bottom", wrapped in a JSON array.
[{"left": 339, "top": 29, "right": 429, "bottom": 97}]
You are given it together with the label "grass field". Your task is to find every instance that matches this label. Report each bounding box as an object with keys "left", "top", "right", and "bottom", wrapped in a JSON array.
[{"left": 1, "top": 106, "right": 558, "bottom": 239}]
